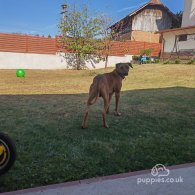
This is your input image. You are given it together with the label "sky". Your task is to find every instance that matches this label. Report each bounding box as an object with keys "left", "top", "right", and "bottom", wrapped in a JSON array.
[{"left": 0, "top": 0, "right": 184, "bottom": 37}]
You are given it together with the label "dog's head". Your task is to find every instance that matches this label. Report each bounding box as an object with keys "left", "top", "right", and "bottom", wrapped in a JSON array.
[{"left": 115, "top": 62, "right": 133, "bottom": 79}]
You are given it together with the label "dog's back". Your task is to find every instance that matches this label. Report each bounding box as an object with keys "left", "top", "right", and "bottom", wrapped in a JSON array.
[{"left": 89, "top": 73, "right": 111, "bottom": 97}]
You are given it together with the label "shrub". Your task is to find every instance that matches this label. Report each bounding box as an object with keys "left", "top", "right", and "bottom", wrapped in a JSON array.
[
  {"left": 140, "top": 48, "right": 152, "bottom": 56},
  {"left": 175, "top": 59, "right": 181, "bottom": 64},
  {"left": 155, "top": 59, "right": 160, "bottom": 63},
  {"left": 132, "top": 56, "right": 139, "bottom": 61},
  {"left": 163, "top": 60, "right": 170, "bottom": 64},
  {"left": 187, "top": 60, "right": 195, "bottom": 65},
  {"left": 132, "top": 56, "right": 140, "bottom": 64}
]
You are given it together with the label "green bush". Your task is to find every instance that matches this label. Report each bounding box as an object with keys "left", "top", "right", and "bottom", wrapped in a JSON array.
[
  {"left": 140, "top": 48, "right": 152, "bottom": 56},
  {"left": 187, "top": 60, "right": 195, "bottom": 65},
  {"left": 132, "top": 56, "right": 139, "bottom": 61},
  {"left": 175, "top": 59, "right": 181, "bottom": 64},
  {"left": 155, "top": 59, "right": 160, "bottom": 63},
  {"left": 163, "top": 60, "right": 170, "bottom": 64}
]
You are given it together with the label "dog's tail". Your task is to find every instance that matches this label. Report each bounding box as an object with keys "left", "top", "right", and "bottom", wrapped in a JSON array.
[{"left": 87, "top": 78, "right": 100, "bottom": 105}]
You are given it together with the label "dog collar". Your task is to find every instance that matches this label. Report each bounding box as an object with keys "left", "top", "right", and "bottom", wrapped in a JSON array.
[{"left": 117, "top": 72, "right": 125, "bottom": 79}]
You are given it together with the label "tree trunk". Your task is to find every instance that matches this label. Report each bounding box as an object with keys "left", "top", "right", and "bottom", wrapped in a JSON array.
[
  {"left": 76, "top": 53, "right": 81, "bottom": 70},
  {"left": 105, "top": 55, "right": 108, "bottom": 69}
]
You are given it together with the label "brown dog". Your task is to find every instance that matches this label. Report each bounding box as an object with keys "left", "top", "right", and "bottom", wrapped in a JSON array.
[{"left": 81, "top": 62, "right": 133, "bottom": 128}]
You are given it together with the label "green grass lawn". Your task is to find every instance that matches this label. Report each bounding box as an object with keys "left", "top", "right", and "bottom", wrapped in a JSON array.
[{"left": 0, "top": 64, "right": 195, "bottom": 192}]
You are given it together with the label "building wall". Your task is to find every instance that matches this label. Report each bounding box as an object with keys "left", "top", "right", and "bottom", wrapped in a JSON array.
[
  {"left": 163, "top": 33, "right": 176, "bottom": 53},
  {"left": 0, "top": 52, "right": 132, "bottom": 70},
  {"left": 132, "top": 7, "right": 172, "bottom": 32},
  {"left": 112, "top": 32, "right": 132, "bottom": 41},
  {"left": 182, "top": 0, "right": 195, "bottom": 27},
  {"left": 131, "top": 30, "right": 161, "bottom": 43},
  {"left": 163, "top": 29, "right": 195, "bottom": 53}
]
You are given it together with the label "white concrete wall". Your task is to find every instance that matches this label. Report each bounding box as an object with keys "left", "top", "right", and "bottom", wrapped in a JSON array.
[
  {"left": 163, "top": 29, "right": 195, "bottom": 53},
  {"left": 182, "top": 0, "right": 195, "bottom": 27},
  {"left": 0, "top": 52, "right": 132, "bottom": 70},
  {"left": 163, "top": 33, "right": 175, "bottom": 53}
]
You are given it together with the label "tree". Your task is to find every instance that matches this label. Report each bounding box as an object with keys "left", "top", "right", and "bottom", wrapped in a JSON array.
[
  {"left": 59, "top": 4, "right": 111, "bottom": 70},
  {"left": 172, "top": 11, "right": 183, "bottom": 29}
]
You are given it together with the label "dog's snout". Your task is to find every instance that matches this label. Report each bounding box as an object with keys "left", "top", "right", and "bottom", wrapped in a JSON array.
[{"left": 124, "top": 72, "right": 128, "bottom": 76}]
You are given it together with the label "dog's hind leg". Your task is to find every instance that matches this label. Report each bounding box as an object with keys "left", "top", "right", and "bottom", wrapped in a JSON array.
[
  {"left": 81, "top": 78, "right": 100, "bottom": 129},
  {"left": 81, "top": 93, "right": 98, "bottom": 129},
  {"left": 81, "top": 105, "right": 90, "bottom": 129},
  {"left": 106, "top": 93, "right": 113, "bottom": 114}
]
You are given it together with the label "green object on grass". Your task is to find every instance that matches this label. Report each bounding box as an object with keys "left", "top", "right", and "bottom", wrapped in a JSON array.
[{"left": 16, "top": 69, "right": 25, "bottom": 78}]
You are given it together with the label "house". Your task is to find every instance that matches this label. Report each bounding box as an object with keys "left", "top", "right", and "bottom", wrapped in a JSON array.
[
  {"left": 158, "top": 0, "right": 195, "bottom": 60},
  {"left": 110, "top": 0, "right": 176, "bottom": 43}
]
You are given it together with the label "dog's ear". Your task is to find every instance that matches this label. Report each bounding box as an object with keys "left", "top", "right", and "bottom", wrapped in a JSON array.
[
  {"left": 116, "top": 63, "right": 122, "bottom": 68},
  {"left": 128, "top": 63, "right": 133, "bottom": 69}
]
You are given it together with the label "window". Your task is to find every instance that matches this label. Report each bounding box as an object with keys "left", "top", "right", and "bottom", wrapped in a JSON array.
[
  {"left": 178, "top": 34, "right": 187, "bottom": 42},
  {"left": 187, "top": 34, "right": 195, "bottom": 40}
]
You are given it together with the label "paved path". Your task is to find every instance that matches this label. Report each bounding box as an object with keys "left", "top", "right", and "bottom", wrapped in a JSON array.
[{"left": 2, "top": 163, "right": 195, "bottom": 195}]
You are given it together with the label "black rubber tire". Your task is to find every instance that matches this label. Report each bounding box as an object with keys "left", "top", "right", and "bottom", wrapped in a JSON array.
[{"left": 0, "top": 132, "right": 16, "bottom": 175}]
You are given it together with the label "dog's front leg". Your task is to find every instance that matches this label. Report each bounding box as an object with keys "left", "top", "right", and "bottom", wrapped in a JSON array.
[
  {"left": 115, "top": 92, "right": 121, "bottom": 116},
  {"left": 102, "top": 96, "right": 109, "bottom": 128},
  {"left": 106, "top": 93, "right": 113, "bottom": 114}
]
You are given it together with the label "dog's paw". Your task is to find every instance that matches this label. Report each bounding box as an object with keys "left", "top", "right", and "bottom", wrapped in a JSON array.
[
  {"left": 81, "top": 125, "right": 87, "bottom": 129},
  {"left": 104, "top": 124, "right": 109, "bottom": 128},
  {"left": 114, "top": 112, "right": 121, "bottom": 116}
]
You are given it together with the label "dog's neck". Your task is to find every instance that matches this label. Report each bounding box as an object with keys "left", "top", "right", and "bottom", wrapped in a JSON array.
[{"left": 113, "top": 69, "right": 125, "bottom": 80}]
